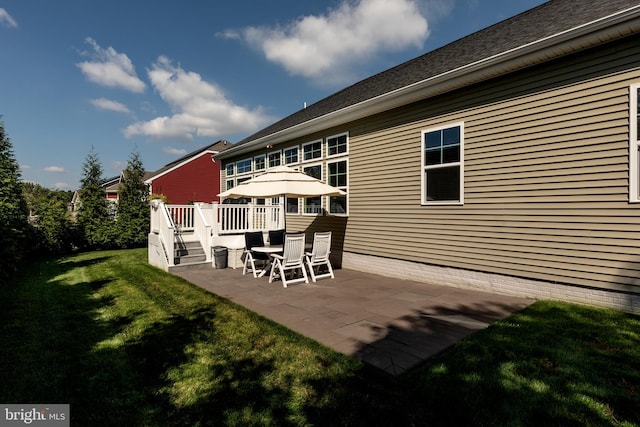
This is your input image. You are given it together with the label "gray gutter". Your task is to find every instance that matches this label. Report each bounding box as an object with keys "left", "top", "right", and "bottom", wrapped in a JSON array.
[{"left": 217, "top": 5, "right": 640, "bottom": 159}]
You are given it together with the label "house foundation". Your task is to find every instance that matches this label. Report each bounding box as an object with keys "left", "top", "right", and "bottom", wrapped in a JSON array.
[{"left": 343, "top": 252, "right": 640, "bottom": 314}]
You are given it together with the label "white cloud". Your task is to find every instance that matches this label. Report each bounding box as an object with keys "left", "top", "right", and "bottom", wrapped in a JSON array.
[
  {"left": 77, "top": 38, "right": 146, "bottom": 93},
  {"left": 163, "top": 147, "right": 188, "bottom": 156},
  {"left": 44, "top": 166, "right": 66, "bottom": 173},
  {"left": 0, "top": 8, "right": 17, "bottom": 28},
  {"left": 53, "top": 182, "right": 72, "bottom": 190},
  {"left": 90, "top": 97, "right": 130, "bottom": 113},
  {"left": 19, "top": 163, "right": 31, "bottom": 170},
  {"left": 123, "top": 56, "right": 273, "bottom": 140},
  {"left": 110, "top": 161, "right": 124, "bottom": 172},
  {"left": 224, "top": 0, "right": 429, "bottom": 85}
]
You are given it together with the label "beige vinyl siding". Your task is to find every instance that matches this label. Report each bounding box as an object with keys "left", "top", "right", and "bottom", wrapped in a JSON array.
[
  {"left": 222, "top": 35, "right": 640, "bottom": 293},
  {"left": 343, "top": 35, "right": 640, "bottom": 293}
]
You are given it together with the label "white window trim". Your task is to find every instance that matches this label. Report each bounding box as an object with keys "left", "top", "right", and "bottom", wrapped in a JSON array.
[
  {"left": 267, "top": 150, "right": 282, "bottom": 169},
  {"left": 236, "top": 158, "right": 253, "bottom": 175},
  {"left": 225, "top": 162, "right": 235, "bottom": 177},
  {"left": 286, "top": 197, "right": 301, "bottom": 215},
  {"left": 326, "top": 158, "right": 349, "bottom": 216},
  {"left": 630, "top": 83, "right": 639, "bottom": 203},
  {"left": 283, "top": 145, "right": 300, "bottom": 165},
  {"left": 421, "top": 122, "right": 464, "bottom": 206},
  {"left": 302, "top": 139, "right": 323, "bottom": 162},
  {"left": 254, "top": 154, "right": 266, "bottom": 171},
  {"left": 302, "top": 162, "right": 324, "bottom": 216},
  {"left": 326, "top": 132, "right": 349, "bottom": 159}
]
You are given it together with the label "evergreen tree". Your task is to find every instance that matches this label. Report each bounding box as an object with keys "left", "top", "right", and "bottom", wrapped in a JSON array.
[
  {"left": 77, "top": 147, "right": 111, "bottom": 249},
  {"left": 115, "top": 149, "right": 150, "bottom": 248},
  {"left": 0, "top": 119, "right": 29, "bottom": 281}
]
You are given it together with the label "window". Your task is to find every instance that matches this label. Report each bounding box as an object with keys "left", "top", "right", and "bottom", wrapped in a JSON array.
[
  {"left": 268, "top": 151, "right": 281, "bottom": 168},
  {"left": 303, "top": 140, "right": 322, "bottom": 161},
  {"left": 254, "top": 154, "right": 266, "bottom": 171},
  {"left": 303, "top": 164, "right": 322, "bottom": 214},
  {"left": 226, "top": 179, "right": 234, "bottom": 190},
  {"left": 284, "top": 146, "right": 299, "bottom": 164},
  {"left": 225, "top": 163, "right": 234, "bottom": 177},
  {"left": 327, "top": 133, "right": 348, "bottom": 157},
  {"left": 286, "top": 197, "right": 299, "bottom": 214},
  {"left": 631, "top": 84, "right": 640, "bottom": 202},
  {"left": 236, "top": 158, "right": 252, "bottom": 174},
  {"left": 421, "top": 123, "right": 464, "bottom": 204},
  {"left": 327, "top": 160, "right": 348, "bottom": 214}
]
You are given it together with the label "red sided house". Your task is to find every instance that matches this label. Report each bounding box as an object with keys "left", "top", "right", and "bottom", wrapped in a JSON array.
[{"left": 146, "top": 140, "right": 232, "bottom": 204}]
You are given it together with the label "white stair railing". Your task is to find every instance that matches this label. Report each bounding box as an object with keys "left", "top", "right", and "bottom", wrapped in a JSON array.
[
  {"left": 149, "top": 201, "right": 176, "bottom": 268},
  {"left": 193, "top": 203, "right": 212, "bottom": 262}
]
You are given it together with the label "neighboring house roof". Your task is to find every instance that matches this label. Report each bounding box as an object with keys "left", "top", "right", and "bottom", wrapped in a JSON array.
[
  {"left": 101, "top": 175, "right": 120, "bottom": 189},
  {"left": 218, "top": 0, "right": 640, "bottom": 158},
  {"left": 145, "top": 139, "right": 232, "bottom": 183},
  {"left": 102, "top": 172, "right": 154, "bottom": 194}
]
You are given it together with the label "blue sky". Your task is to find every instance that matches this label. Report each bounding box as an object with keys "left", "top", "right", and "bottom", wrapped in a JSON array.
[{"left": 0, "top": 0, "right": 546, "bottom": 190}]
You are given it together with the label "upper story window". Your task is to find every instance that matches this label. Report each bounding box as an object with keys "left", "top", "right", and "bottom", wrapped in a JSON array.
[
  {"left": 327, "top": 159, "right": 348, "bottom": 215},
  {"left": 268, "top": 151, "right": 281, "bottom": 168},
  {"left": 303, "top": 163, "right": 323, "bottom": 215},
  {"left": 236, "top": 158, "right": 252, "bottom": 175},
  {"left": 284, "top": 146, "right": 299, "bottom": 164},
  {"left": 303, "top": 140, "right": 322, "bottom": 161},
  {"left": 327, "top": 133, "right": 348, "bottom": 157},
  {"left": 225, "top": 163, "right": 234, "bottom": 177},
  {"left": 254, "top": 154, "right": 266, "bottom": 171},
  {"left": 631, "top": 84, "right": 640, "bottom": 203},
  {"left": 421, "top": 123, "right": 464, "bottom": 205}
]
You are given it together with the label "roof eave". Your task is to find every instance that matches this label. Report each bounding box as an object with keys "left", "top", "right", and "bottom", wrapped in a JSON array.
[
  {"left": 217, "top": 5, "right": 640, "bottom": 160},
  {"left": 144, "top": 149, "right": 220, "bottom": 184}
]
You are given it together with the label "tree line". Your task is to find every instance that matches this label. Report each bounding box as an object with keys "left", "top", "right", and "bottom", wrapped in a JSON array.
[{"left": 1, "top": 118, "right": 150, "bottom": 282}]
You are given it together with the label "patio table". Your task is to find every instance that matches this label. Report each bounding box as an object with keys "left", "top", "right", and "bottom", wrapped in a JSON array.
[{"left": 251, "top": 245, "right": 283, "bottom": 277}]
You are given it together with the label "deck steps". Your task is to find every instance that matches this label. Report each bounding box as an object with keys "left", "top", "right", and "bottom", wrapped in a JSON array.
[{"left": 174, "top": 240, "right": 206, "bottom": 265}]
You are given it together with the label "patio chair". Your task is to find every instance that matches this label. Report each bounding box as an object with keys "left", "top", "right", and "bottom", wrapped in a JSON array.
[
  {"left": 243, "top": 231, "right": 269, "bottom": 278},
  {"left": 269, "top": 233, "right": 309, "bottom": 287},
  {"left": 305, "top": 231, "right": 335, "bottom": 282},
  {"left": 268, "top": 229, "right": 286, "bottom": 246}
]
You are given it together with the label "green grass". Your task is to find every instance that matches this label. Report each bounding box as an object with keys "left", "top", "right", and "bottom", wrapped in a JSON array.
[{"left": 1, "top": 248, "right": 639, "bottom": 426}]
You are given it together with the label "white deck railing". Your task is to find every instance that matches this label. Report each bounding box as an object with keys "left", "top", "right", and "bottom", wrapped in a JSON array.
[
  {"left": 167, "top": 205, "right": 195, "bottom": 232},
  {"left": 148, "top": 201, "right": 285, "bottom": 270},
  {"left": 216, "top": 203, "right": 284, "bottom": 234}
]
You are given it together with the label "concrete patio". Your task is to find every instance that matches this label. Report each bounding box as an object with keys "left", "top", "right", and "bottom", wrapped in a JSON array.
[{"left": 174, "top": 265, "right": 533, "bottom": 376}]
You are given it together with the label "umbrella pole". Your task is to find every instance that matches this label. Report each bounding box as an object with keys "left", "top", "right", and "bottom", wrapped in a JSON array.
[{"left": 280, "top": 195, "right": 286, "bottom": 231}]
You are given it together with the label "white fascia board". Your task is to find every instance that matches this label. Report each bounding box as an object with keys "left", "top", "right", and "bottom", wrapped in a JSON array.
[{"left": 144, "top": 150, "right": 219, "bottom": 184}]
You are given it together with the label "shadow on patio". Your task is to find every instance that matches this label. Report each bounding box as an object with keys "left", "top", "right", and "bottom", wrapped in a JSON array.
[{"left": 174, "top": 266, "right": 533, "bottom": 376}]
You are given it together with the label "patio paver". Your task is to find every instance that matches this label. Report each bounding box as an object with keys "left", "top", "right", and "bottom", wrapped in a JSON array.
[{"left": 174, "top": 266, "right": 533, "bottom": 376}]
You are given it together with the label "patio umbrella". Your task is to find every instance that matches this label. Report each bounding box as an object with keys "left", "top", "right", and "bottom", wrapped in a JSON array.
[{"left": 218, "top": 165, "right": 346, "bottom": 199}]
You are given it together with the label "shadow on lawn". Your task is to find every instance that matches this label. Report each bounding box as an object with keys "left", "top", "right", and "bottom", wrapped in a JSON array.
[
  {"left": 4, "top": 254, "right": 639, "bottom": 426},
  {"left": 351, "top": 301, "right": 640, "bottom": 426},
  {"left": 0, "top": 255, "right": 372, "bottom": 425}
]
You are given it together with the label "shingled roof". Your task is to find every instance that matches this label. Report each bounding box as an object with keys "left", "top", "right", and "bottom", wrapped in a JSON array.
[{"left": 225, "top": 0, "right": 640, "bottom": 154}]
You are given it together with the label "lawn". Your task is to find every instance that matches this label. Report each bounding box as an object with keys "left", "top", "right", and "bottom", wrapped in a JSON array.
[{"left": 1, "top": 248, "right": 639, "bottom": 426}]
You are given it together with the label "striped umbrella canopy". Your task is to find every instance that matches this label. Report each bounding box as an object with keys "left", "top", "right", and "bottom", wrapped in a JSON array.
[{"left": 218, "top": 165, "right": 346, "bottom": 198}]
